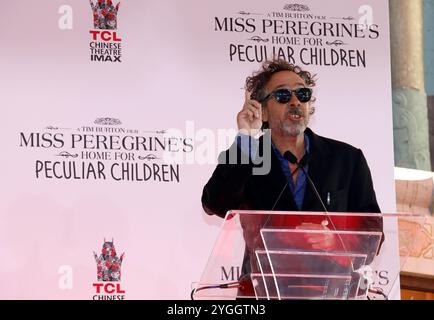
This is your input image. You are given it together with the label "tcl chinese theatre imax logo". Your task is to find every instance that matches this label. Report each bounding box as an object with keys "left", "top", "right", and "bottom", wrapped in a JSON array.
[
  {"left": 92, "top": 239, "right": 126, "bottom": 300},
  {"left": 89, "top": 0, "right": 122, "bottom": 62}
]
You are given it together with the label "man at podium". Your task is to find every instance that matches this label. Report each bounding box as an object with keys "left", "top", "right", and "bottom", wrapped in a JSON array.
[{"left": 201, "top": 59, "right": 383, "bottom": 258}]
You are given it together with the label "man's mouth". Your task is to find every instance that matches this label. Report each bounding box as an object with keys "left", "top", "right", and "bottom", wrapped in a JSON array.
[
  {"left": 287, "top": 107, "right": 304, "bottom": 121},
  {"left": 288, "top": 113, "right": 303, "bottom": 121}
]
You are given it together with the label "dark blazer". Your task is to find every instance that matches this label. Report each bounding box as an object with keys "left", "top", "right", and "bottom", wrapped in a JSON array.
[{"left": 202, "top": 127, "right": 381, "bottom": 218}]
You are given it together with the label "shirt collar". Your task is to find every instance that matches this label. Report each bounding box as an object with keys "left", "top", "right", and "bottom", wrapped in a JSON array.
[{"left": 271, "top": 132, "right": 310, "bottom": 160}]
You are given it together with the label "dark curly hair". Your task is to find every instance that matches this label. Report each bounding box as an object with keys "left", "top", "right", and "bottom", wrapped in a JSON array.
[{"left": 245, "top": 59, "right": 317, "bottom": 102}]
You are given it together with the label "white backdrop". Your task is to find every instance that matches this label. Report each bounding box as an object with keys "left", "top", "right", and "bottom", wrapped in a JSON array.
[{"left": 0, "top": 0, "right": 397, "bottom": 299}]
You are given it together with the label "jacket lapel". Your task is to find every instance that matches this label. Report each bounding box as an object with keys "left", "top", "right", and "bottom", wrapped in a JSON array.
[{"left": 301, "top": 128, "right": 332, "bottom": 211}]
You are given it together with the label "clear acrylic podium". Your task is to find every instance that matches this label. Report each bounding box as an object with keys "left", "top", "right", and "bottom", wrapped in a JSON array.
[{"left": 193, "top": 211, "right": 426, "bottom": 300}]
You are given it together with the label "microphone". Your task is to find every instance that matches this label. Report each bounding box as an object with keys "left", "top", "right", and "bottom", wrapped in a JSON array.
[
  {"left": 283, "top": 151, "right": 328, "bottom": 214},
  {"left": 286, "top": 152, "right": 312, "bottom": 169},
  {"left": 270, "top": 152, "right": 310, "bottom": 211},
  {"left": 191, "top": 274, "right": 252, "bottom": 300},
  {"left": 284, "top": 150, "right": 333, "bottom": 230},
  {"left": 283, "top": 150, "right": 298, "bottom": 165}
]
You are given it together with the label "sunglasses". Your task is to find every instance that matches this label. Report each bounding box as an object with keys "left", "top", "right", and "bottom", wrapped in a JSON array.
[{"left": 261, "top": 88, "right": 313, "bottom": 104}]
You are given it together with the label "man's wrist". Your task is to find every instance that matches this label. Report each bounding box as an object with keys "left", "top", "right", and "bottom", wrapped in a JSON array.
[
  {"left": 236, "top": 131, "right": 260, "bottom": 160},
  {"left": 238, "top": 128, "right": 262, "bottom": 139}
]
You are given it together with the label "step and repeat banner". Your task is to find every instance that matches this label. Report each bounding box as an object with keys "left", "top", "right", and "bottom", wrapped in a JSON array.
[{"left": 0, "top": 0, "right": 397, "bottom": 299}]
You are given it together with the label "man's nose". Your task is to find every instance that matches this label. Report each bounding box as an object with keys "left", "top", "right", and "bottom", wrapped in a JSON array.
[{"left": 289, "top": 92, "right": 301, "bottom": 106}]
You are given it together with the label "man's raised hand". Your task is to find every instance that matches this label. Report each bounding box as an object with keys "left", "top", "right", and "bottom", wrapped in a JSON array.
[{"left": 237, "top": 90, "right": 263, "bottom": 137}]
